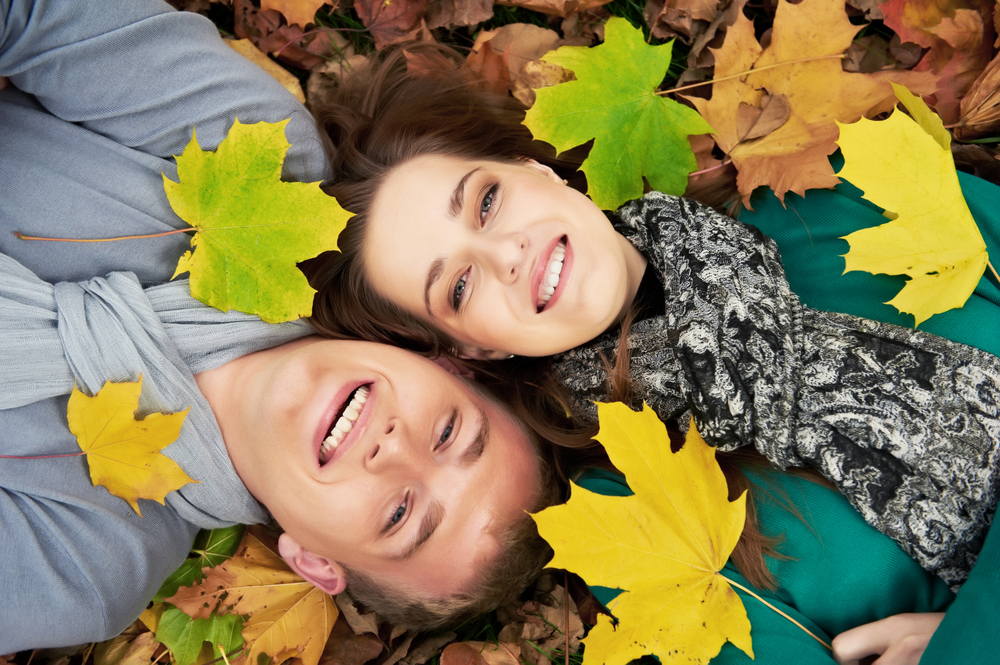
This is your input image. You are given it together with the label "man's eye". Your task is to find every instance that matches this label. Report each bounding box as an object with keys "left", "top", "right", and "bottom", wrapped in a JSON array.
[
  {"left": 390, "top": 500, "right": 407, "bottom": 526},
  {"left": 438, "top": 414, "right": 456, "bottom": 449},
  {"left": 452, "top": 269, "right": 469, "bottom": 311},
  {"left": 479, "top": 184, "right": 498, "bottom": 225}
]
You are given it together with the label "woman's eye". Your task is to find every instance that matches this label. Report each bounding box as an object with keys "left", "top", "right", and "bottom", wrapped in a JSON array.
[
  {"left": 479, "top": 184, "right": 498, "bottom": 225},
  {"left": 452, "top": 269, "right": 469, "bottom": 311}
]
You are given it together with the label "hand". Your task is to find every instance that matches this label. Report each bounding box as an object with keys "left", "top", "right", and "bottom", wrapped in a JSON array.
[{"left": 832, "top": 613, "right": 944, "bottom": 665}]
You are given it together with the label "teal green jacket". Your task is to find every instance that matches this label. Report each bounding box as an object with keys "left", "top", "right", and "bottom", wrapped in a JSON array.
[
  {"left": 738, "top": 163, "right": 1000, "bottom": 358},
  {"left": 578, "top": 467, "right": 999, "bottom": 663}
]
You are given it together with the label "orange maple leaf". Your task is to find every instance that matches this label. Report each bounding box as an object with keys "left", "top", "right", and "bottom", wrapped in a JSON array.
[
  {"left": 261, "top": 0, "right": 329, "bottom": 27},
  {"left": 689, "top": 0, "right": 935, "bottom": 205},
  {"left": 167, "top": 530, "right": 338, "bottom": 665},
  {"left": 66, "top": 376, "right": 196, "bottom": 516}
]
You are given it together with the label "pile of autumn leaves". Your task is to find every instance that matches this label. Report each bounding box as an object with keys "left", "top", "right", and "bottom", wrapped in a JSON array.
[{"left": 13, "top": 0, "right": 1000, "bottom": 664}]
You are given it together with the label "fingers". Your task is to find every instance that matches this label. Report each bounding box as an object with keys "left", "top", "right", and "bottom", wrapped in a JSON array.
[{"left": 832, "top": 613, "right": 945, "bottom": 665}]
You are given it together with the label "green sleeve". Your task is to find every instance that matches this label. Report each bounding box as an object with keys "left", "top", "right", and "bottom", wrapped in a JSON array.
[
  {"left": 737, "top": 164, "right": 1000, "bottom": 357},
  {"left": 919, "top": 514, "right": 1000, "bottom": 663}
]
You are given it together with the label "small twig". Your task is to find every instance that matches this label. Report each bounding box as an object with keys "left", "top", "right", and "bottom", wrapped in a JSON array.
[
  {"left": 14, "top": 228, "right": 193, "bottom": 243},
  {"left": 564, "top": 571, "right": 571, "bottom": 665},
  {"left": 690, "top": 159, "right": 732, "bottom": 177},
  {"left": 988, "top": 261, "right": 1000, "bottom": 285},
  {"left": 726, "top": 577, "right": 832, "bottom": 650},
  {"left": 0, "top": 452, "right": 86, "bottom": 459},
  {"left": 657, "top": 55, "right": 845, "bottom": 96}
]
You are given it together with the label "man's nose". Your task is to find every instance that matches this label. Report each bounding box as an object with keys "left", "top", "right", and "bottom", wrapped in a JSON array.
[{"left": 365, "top": 418, "right": 424, "bottom": 472}]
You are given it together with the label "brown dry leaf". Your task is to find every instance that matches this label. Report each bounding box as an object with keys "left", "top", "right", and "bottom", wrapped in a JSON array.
[
  {"left": 234, "top": 0, "right": 343, "bottom": 70},
  {"left": 470, "top": 24, "right": 564, "bottom": 105},
  {"left": 881, "top": 0, "right": 995, "bottom": 123},
  {"left": 334, "top": 591, "right": 380, "bottom": 637},
  {"left": 466, "top": 40, "right": 513, "bottom": 95},
  {"left": 513, "top": 58, "right": 575, "bottom": 106},
  {"left": 560, "top": 8, "right": 608, "bottom": 45},
  {"left": 400, "top": 632, "right": 459, "bottom": 665},
  {"left": 494, "top": 0, "right": 611, "bottom": 18},
  {"left": 384, "top": 631, "right": 418, "bottom": 665},
  {"left": 92, "top": 620, "right": 149, "bottom": 665},
  {"left": 305, "top": 53, "right": 368, "bottom": 102},
  {"left": 441, "top": 642, "right": 520, "bottom": 665},
  {"left": 113, "top": 633, "right": 160, "bottom": 665},
  {"left": 355, "top": 0, "right": 432, "bottom": 49},
  {"left": 318, "top": 615, "right": 384, "bottom": 665},
  {"left": 226, "top": 38, "right": 305, "bottom": 102},
  {"left": 166, "top": 531, "right": 338, "bottom": 665},
  {"left": 262, "top": 0, "right": 329, "bottom": 27},
  {"left": 689, "top": 0, "right": 935, "bottom": 205},
  {"left": 426, "top": 0, "right": 494, "bottom": 29},
  {"left": 645, "top": 0, "right": 721, "bottom": 41},
  {"left": 735, "top": 93, "right": 790, "bottom": 141},
  {"left": 956, "top": 50, "right": 1000, "bottom": 139}
]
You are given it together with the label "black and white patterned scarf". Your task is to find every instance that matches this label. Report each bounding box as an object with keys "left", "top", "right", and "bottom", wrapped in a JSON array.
[{"left": 553, "top": 192, "right": 1000, "bottom": 588}]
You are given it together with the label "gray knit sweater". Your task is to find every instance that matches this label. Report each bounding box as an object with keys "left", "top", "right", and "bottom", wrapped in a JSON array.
[{"left": 553, "top": 192, "right": 1000, "bottom": 589}]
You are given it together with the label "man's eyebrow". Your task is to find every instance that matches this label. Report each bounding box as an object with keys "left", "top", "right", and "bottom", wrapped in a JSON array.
[
  {"left": 460, "top": 405, "right": 489, "bottom": 466},
  {"left": 449, "top": 167, "right": 481, "bottom": 219},
  {"left": 391, "top": 499, "right": 445, "bottom": 561},
  {"left": 424, "top": 257, "right": 445, "bottom": 316}
]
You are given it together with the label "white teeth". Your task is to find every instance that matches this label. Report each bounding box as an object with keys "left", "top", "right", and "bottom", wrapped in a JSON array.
[
  {"left": 537, "top": 242, "right": 566, "bottom": 308},
  {"left": 320, "top": 385, "right": 371, "bottom": 463}
]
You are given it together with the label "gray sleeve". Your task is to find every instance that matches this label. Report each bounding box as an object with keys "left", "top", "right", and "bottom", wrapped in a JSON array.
[
  {"left": 0, "top": 398, "right": 200, "bottom": 653},
  {"left": 0, "top": 0, "right": 329, "bottom": 183}
]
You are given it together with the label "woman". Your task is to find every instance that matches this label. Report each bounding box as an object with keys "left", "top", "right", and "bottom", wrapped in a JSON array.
[
  {"left": 0, "top": 0, "right": 550, "bottom": 651},
  {"left": 304, "top": 43, "right": 1000, "bottom": 592}
]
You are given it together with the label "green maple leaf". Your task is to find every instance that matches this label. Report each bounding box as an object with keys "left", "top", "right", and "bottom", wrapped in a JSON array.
[
  {"left": 155, "top": 525, "right": 246, "bottom": 601},
  {"left": 164, "top": 119, "right": 349, "bottom": 323},
  {"left": 156, "top": 605, "right": 245, "bottom": 665},
  {"left": 524, "top": 18, "right": 713, "bottom": 210}
]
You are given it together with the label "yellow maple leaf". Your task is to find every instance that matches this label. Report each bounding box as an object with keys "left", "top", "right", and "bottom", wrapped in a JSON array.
[
  {"left": 532, "top": 404, "right": 752, "bottom": 665},
  {"left": 67, "top": 376, "right": 196, "bottom": 516},
  {"left": 837, "top": 86, "right": 989, "bottom": 327},
  {"left": 689, "top": 0, "right": 934, "bottom": 205},
  {"left": 262, "top": 0, "right": 329, "bottom": 27},
  {"left": 166, "top": 530, "right": 338, "bottom": 665}
]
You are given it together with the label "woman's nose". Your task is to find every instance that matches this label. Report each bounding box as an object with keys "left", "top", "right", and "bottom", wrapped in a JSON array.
[{"left": 481, "top": 233, "right": 527, "bottom": 284}]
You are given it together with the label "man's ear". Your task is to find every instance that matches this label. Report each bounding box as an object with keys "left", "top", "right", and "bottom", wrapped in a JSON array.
[
  {"left": 519, "top": 158, "right": 563, "bottom": 184},
  {"left": 278, "top": 533, "right": 348, "bottom": 596}
]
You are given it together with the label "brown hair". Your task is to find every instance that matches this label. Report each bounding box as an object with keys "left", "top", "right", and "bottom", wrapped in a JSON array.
[{"left": 302, "top": 43, "right": 585, "bottom": 356}]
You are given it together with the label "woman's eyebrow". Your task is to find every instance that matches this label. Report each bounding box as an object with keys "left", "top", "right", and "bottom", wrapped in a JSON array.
[{"left": 449, "top": 167, "right": 481, "bottom": 218}]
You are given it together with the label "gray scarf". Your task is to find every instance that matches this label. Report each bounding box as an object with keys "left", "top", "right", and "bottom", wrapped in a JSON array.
[{"left": 0, "top": 253, "right": 312, "bottom": 526}]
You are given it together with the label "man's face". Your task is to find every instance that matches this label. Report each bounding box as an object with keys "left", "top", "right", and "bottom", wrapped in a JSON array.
[{"left": 218, "top": 338, "right": 542, "bottom": 596}]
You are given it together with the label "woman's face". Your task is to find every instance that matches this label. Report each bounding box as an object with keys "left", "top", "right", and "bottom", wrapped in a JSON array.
[
  {"left": 213, "top": 338, "right": 541, "bottom": 597},
  {"left": 363, "top": 155, "right": 647, "bottom": 358}
]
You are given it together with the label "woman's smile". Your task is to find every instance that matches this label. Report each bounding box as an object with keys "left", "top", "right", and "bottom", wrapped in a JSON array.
[{"left": 364, "top": 155, "right": 647, "bottom": 358}]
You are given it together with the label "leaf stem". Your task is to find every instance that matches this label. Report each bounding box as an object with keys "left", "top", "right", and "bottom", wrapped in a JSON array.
[
  {"left": 988, "top": 261, "right": 1000, "bottom": 285},
  {"left": 0, "top": 452, "right": 85, "bottom": 459},
  {"left": 14, "top": 228, "right": 195, "bottom": 243},
  {"left": 657, "top": 55, "right": 845, "bottom": 96},
  {"left": 726, "top": 577, "right": 832, "bottom": 650},
  {"left": 690, "top": 159, "right": 732, "bottom": 176}
]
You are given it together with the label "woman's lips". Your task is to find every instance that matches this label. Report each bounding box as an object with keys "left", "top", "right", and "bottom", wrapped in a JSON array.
[
  {"left": 316, "top": 382, "right": 374, "bottom": 466},
  {"left": 531, "top": 236, "right": 569, "bottom": 312}
]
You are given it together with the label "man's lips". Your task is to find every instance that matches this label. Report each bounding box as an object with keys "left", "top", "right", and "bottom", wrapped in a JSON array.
[{"left": 315, "top": 382, "right": 374, "bottom": 466}]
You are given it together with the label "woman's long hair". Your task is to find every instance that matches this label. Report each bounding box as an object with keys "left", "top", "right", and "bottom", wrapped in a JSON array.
[{"left": 303, "top": 43, "right": 584, "bottom": 355}]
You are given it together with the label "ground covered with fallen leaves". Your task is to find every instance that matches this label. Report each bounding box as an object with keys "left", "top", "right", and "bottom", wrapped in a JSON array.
[{"left": 6, "top": 0, "right": 1000, "bottom": 663}]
